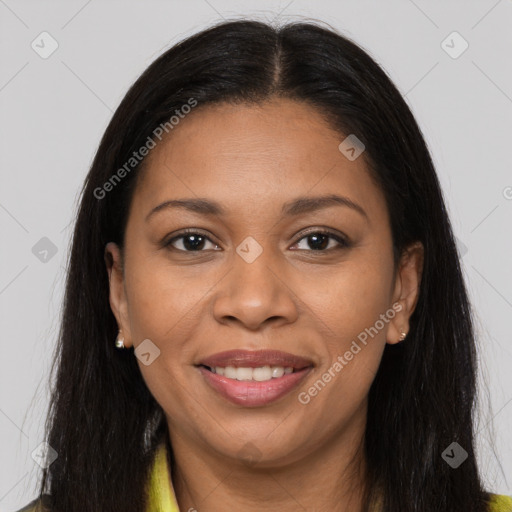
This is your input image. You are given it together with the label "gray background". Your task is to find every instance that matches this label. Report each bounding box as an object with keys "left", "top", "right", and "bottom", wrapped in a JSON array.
[{"left": 1, "top": 0, "right": 511, "bottom": 510}]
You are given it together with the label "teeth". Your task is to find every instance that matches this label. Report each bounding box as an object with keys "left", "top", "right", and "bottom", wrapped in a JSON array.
[
  {"left": 224, "top": 366, "right": 237, "bottom": 379},
  {"left": 235, "top": 367, "right": 253, "bottom": 381},
  {"left": 271, "top": 366, "right": 284, "bottom": 378},
  {"left": 210, "top": 365, "right": 295, "bottom": 381}
]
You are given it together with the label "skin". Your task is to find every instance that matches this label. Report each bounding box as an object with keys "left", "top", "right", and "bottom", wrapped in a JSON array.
[{"left": 105, "top": 98, "right": 423, "bottom": 512}]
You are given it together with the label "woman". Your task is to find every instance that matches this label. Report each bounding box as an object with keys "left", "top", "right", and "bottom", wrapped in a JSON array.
[{"left": 17, "top": 19, "right": 511, "bottom": 512}]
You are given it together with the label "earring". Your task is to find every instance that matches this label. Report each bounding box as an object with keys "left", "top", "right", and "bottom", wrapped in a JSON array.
[
  {"left": 115, "top": 330, "right": 125, "bottom": 349},
  {"left": 399, "top": 330, "right": 407, "bottom": 342}
]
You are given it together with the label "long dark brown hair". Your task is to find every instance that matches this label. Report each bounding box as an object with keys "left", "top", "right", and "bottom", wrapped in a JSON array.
[{"left": 33, "top": 19, "right": 494, "bottom": 511}]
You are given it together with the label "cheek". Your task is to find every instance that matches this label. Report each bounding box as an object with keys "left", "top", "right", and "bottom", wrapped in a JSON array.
[
  {"left": 302, "top": 252, "right": 393, "bottom": 397},
  {"left": 311, "top": 257, "right": 393, "bottom": 345},
  {"left": 123, "top": 259, "right": 204, "bottom": 422},
  {"left": 300, "top": 273, "right": 389, "bottom": 426},
  {"left": 124, "top": 254, "right": 211, "bottom": 344}
]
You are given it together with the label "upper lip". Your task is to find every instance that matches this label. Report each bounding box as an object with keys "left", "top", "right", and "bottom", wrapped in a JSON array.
[{"left": 197, "top": 349, "right": 314, "bottom": 369}]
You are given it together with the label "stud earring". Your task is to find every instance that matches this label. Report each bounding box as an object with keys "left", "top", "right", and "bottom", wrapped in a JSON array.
[
  {"left": 399, "top": 330, "right": 407, "bottom": 342},
  {"left": 115, "top": 330, "right": 125, "bottom": 349}
]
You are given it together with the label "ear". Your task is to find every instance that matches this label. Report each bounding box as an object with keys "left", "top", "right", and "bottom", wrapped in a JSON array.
[
  {"left": 104, "top": 242, "right": 133, "bottom": 348},
  {"left": 386, "top": 241, "right": 424, "bottom": 345}
]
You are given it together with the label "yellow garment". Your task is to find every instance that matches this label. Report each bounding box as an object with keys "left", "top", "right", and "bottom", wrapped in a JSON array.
[
  {"left": 489, "top": 493, "right": 512, "bottom": 512},
  {"left": 145, "top": 440, "right": 512, "bottom": 512},
  {"left": 145, "top": 440, "right": 180, "bottom": 512}
]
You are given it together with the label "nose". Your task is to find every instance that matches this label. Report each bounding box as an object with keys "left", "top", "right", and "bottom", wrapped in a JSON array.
[{"left": 212, "top": 249, "right": 299, "bottom": 331}]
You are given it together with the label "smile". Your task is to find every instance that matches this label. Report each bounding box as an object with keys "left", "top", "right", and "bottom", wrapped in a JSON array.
[{"left": 196, "top": 364, "right": 313, "bottom": 407}]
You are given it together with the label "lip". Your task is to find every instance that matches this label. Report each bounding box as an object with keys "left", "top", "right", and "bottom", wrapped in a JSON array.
[
  {"left": 197, "top": 365, "right": 313, "bottom": 407},
  {"left": 197, "top": 349, "right": 314, "bottom": 369}
]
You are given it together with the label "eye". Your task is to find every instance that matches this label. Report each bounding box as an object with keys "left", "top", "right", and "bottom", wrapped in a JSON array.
[
  {"left": 164, "top": 228, "right": 350, "bottom": 253},
  {"left": 291, "top": 229, "right": 350, "bottom": 252},
  {"left": 165, "top": 230, "right": 219, "bottom": 252}
]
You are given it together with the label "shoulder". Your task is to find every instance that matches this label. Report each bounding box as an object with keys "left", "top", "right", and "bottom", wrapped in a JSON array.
[
  {"left": 488, "top": 493, "right": 512, "bottom": 512},
  {"left": 15, "top": 495, "right": 52, "bottom": 512}
]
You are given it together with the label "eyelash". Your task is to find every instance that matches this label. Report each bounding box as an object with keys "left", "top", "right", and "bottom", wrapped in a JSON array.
[{"left": 163, "top": 228, "right": 350, "bottom": 253}]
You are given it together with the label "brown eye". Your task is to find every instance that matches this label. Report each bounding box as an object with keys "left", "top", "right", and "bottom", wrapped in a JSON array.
[
  {"left": 165, "top": 231, "right": 219, "bottom": 252},
  {"left": 291, "top": 230, "right": 350, "bottom": 252}
]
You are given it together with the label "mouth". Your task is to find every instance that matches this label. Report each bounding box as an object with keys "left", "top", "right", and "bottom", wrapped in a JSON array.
[{"left": 194, "top": 349, "right": 314, "bottom": 407}]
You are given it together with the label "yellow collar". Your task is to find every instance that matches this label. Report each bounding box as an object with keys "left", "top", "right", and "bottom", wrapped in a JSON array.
[
  {"left": 489, "top": 493, "right": 512, "bottom": 511},
  {"left": 145, "top": 440, "right": 180, "bottom": 512}
]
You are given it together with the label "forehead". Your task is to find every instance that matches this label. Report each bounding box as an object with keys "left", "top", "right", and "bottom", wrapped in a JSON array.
[{"left": 131, "top": 98, "right": 386, "bottom": 223}]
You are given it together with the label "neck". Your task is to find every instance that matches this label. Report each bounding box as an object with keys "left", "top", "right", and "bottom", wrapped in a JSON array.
[{"left": 167, "top": 408, "right": 368, "bottom": 512}]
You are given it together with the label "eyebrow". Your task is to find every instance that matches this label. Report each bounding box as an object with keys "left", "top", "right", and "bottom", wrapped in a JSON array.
[{"left": 145, "top": 194, "right": 368, "bottom": 222}]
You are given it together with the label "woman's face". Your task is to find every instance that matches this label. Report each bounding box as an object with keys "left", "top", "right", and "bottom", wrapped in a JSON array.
[{"left": 106, "top": 98, "right": 423, "bottom": 467}]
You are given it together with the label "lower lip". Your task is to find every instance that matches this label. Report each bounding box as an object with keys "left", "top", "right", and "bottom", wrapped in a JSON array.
[{"left": 197, "top": 366, "right": 313, "bottom": 407}]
